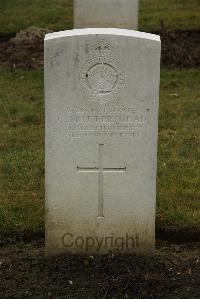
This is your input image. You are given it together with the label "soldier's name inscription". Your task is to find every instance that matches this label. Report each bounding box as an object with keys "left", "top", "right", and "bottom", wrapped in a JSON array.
[{"left": 58, "top": 105, "right": 147, "bottom": 138}]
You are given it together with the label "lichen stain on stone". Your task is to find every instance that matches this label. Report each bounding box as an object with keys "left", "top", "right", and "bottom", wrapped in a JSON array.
[
  {"left": 74, "top": 52, "right": 80, "bottom": 66},
  {"left": 85, "top": 43, "right": 89, "bottom": 54}
]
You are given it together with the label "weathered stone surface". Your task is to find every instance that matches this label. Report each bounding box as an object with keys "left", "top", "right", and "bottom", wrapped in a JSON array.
[
  {"left": 45, "top": 28, "right": 161, "bottom": 255},
  {"left": 74, "top": 0, "right": 139, "bottom": 30}
]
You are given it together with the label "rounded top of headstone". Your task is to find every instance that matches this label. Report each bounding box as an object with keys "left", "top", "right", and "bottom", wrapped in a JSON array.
[{"left": 45, "top": 28, "right": 160, "bottom": 42}]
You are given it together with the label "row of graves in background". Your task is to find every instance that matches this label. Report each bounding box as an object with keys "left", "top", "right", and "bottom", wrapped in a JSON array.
[{"left": 45, "top": 0, "right": 161, "bottom": 255}]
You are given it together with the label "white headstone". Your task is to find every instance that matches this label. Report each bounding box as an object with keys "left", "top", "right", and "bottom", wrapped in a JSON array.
[
  {"left": 74, "top": 0, "right": 139, "bottom": 30},
  {"left": 45, "top": 28, "right": 161, "bottom": 256}
]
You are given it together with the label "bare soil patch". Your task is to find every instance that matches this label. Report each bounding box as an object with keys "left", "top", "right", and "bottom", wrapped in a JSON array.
[
  {"left": 0, "top": 239, "right": 199, "bottom": 298},
  {"left": 160, "top": 29, "right": 200, "bottom": 68},
  {"left": 0, "top": 27, "right": 199, "bottom": 70},
  {"left": 0, "top": 27, "right": 51, "bottom": 70}
]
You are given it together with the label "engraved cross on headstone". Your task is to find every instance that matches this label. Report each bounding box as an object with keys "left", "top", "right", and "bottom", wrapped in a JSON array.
[{"left": 77, "top": 144, "right": 126, "bottom": 218}]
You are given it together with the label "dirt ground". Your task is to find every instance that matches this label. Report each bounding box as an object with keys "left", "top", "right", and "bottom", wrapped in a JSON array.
[
  {"left": 0, "top": 27, "right": 199, "bottom": 70},
  {"left": 0, "top": 239, "right": 199, "bottom": 299}
]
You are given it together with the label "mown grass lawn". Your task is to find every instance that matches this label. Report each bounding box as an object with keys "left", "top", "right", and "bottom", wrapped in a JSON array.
[
  {"left": 0, "top": 67, "right": 199, "bottom": 234},
  {"left": 0, "top": 0, "right": 199, "bottom": 33},
  {"left": 139, "top": 0, "right": 200, "bottom": 32},
  {"left": 0, "top": 69, "right": 44, "bottom": 233},
  {"left": 157, "top": 69, "right": 200, "bottom": 230}
]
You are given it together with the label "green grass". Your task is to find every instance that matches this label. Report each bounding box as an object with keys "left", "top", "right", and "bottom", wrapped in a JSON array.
[
  {"left": 0, "top": 0, "right": 199, "bottom": 33},
  {"left": 157, "top": 69, "right": 200, "bottom": 230},
  {"left": 0, "top": 0, "right": 73, "bottom": 33},
  {"left": 0, "top": 69, "right": 44, "bottom": 232},
  {"left": 0, "top": 67, "right": 199, "bottom": 233},
  {"left": 140, "top": 0, "right": 200, "bottom": 32}
]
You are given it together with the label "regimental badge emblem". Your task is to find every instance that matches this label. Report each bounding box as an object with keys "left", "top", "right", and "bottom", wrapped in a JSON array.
[{"left": 80, "top": 40, "right": 124, "bottom": 103}]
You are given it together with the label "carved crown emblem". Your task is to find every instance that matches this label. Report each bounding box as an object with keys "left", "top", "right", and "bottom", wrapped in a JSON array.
[{"left": 93, "top": 40, "right": 112, "bottom": 57}]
